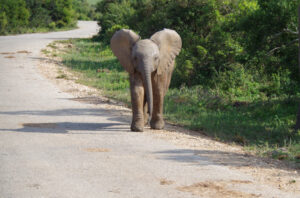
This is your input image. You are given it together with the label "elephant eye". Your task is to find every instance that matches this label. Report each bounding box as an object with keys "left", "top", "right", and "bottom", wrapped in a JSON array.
[{"left": 154, "top": 56, "right": 159, "bottom": 61}]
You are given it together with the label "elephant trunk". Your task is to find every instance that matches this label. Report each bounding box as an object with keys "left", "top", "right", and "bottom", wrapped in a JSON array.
[{"left": 142, "top": 68, "right": 153, "bottom": 123}]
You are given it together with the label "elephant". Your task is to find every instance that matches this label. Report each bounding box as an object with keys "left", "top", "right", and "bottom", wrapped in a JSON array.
[{"left": 110, "top": 28, "right": 182, "bottom": 132}]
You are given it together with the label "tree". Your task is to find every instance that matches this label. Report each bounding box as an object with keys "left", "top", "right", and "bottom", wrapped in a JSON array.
[
  {"left": 0, "top": 0, "right": 30, "bottom": 34},
  {"left": 0, "top": 0, "right": 77, "bottom": 34}
]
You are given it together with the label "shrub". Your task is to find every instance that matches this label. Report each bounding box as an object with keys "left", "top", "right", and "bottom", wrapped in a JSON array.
[
  {"left": 0, "top": 0, "right": 77, "bottom": 35},
  {"left": 56, "top": 20, "right": 66, "bottom": 28},
  {"left": 48, "top": 22, "right": 56, "bottom": 29},
  {"left": 0, "top": 12, "right": 7, "bottom": 33},
  {"left": 95, "top": 0, "right": 135, "bottom": 43},
  {"left": 96, "top": 0, "right": 300, "bottom": 99}
]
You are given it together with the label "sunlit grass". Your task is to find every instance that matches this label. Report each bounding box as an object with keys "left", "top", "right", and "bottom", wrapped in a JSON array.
[{"left": 60, "top": 39, "right": 131, "bottom": 104}]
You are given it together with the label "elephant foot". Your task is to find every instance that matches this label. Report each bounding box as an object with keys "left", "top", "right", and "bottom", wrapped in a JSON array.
[
  {"left": 131, "top": 119, "right": 144, "bottom": 132},
  {"left": 150, "top": 118, "right": 165, "bottom": 130}
]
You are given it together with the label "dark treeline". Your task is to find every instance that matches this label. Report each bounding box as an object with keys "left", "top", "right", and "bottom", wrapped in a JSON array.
[
  {"left": 0, "top": 0, "right": 96, "bottom": 35},
  {"left": 96, "top": 0, "right": 300, "bottom": 101}
]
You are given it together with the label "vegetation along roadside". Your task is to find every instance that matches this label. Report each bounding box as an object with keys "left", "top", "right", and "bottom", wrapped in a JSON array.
[
  {"left": 46, "top": 38, "right": 300, "bottom": 167},
  {"left": 0, "top": 0, "right": 98, "bottom": 35}
]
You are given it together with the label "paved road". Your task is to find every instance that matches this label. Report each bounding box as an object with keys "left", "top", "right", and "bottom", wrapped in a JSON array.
[{"left": 0, "top": 21, "right": 298, "bottom": 198}]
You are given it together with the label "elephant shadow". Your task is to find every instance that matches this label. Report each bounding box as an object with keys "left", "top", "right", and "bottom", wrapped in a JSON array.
[{"left": 0, "top": 106, "right": 132, "bottom": 134}]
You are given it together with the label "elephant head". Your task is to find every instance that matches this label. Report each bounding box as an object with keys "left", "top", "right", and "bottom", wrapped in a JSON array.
[{"left": 110, "top": 29, "right": 182, "bottom": 123}]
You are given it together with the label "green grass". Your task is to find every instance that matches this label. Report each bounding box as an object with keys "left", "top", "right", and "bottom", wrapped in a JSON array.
[
  {"left": 164, "top": 87, "right": 300, "bottom": 159},
  {"left": 55, "top": 38, "right": 300, "bottom": 166},
  {"left": 59, "top": 39, "right": 131, "bottom": 104}
]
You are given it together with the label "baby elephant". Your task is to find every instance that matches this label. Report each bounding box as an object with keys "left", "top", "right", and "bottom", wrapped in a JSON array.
[{"left": 111, "top": 29, "right": 182, "bottom": 132}]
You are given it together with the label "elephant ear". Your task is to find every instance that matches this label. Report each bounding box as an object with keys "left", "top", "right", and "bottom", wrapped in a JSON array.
[
  {"left": 150, "top": 29, "right": 182, "bottom": 75},
  {"left": 110, "top": 29, "right": 140, "bottom": 74}
]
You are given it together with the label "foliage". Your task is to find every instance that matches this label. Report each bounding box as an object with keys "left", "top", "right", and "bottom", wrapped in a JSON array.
[
  {"left": 59, "top": 39, "right": 131, "bottom": 103},
  {"left": 87, "top": 0, "right": 102, "bottom": 4},
  {"left": 0, "top": 0, "right": 30, "bottom": 34},
  {"left": 0, "top": 0, "right": 77, "bottom": 35},
  {"left": 73, "top": 0, "right": 100, "bottom": 20},
  {"left": 95, "top": 0, "right": 136, "bottom": 42},
  {"left": 95, "top": 0, "right": 300, "bottom": 100}
]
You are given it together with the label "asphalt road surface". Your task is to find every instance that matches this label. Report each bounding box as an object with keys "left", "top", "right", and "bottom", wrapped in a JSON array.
[{"left": 0, "top": 21, "right": 298, "bottom": 198}]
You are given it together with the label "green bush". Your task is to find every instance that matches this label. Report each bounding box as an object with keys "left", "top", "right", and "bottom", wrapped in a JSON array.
[
  {"left": 0, "top": 0, "right": 77, "bottom": 35},
  {"left": 95, "top": 0, "right": 135, "bottom": 43},
  {"left": 95, "top": 0, "right": 300, "bottom": 100},
  {"left": 73, "top": 0, "right": 99, "bottom": 20},
  {"left": 0, "top": 12, "right": 8, "bottom": 33},
  {"left": 0, "top": 0, "right": 30, "bottom": 34},
  {"left": 56, "top": 20, "right": 66, "bottom": 28},
  {"left": 48, "top": 22, "right": 56, "bottom": 29}
]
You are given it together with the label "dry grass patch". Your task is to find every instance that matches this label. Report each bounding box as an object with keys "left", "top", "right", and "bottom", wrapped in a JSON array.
[
  {"left": 0, "top": 52, "right": 15, "bottom": 55},
  {"left": 17, "top": 50, "right": 31, "bottom": 54},
  {"left": 160, "top": 178, "right": 174, "bottom": 185},
  {"left": 177, "top": 181, "right": 260, "bottom": 198},
  {"left": 22, "top": 123, "right": 58, "bottom": 128},
  {"left": 4, "top": 56, "right": 16, "bottom": 59}
]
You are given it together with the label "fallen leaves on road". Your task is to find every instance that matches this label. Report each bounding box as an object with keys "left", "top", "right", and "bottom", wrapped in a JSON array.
[
  {"left": 22, "top": 123, "right": 58, "bottom": 128},
  {"left": 160, "top": 178, "right": 174, "bottom": 185},
  {"left": 230, "top": 180, "right": 253, "bottom": 184},
  {"left": 177, "top": 181, "right": 260, "bottom": 198},
  {"left": 70, "top": 97, "right": 109, "bottom": 105},
  {"left": 4, "top": 56, "right": 16, "bottom": 59},
  {"left": 0, "top": 52, "right": 15, "bottom": 55},
  {"left": 17, "top": 50, "right": 31, "bottom": 54}
]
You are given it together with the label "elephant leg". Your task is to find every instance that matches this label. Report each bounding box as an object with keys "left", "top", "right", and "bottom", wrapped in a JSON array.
[
  {"left": 130, "top": 74, "right": 144, "bottom": 132},
  {"left": 150, "top": 73, "right": 166, "bottom": 130}
]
